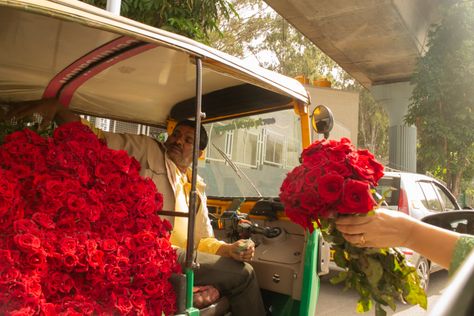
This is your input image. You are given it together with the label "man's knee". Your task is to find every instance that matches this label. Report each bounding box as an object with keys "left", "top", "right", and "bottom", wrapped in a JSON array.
[{"left": 225, "top": 262, "right": 257, "bottom": 291}]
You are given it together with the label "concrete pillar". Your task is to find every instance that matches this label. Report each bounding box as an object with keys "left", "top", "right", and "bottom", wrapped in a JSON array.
[{"left": 371, "top": 82, "right": 417, "bottom": 172}]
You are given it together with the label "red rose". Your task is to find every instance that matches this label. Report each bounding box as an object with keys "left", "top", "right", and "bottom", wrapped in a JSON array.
[
  {"left": 31, "top": 213, "right": 56, "bottom": 229},
  {"left": 111, "top": 150, "right": 133, "bottom": 174},
  {"left": 136, "top": 196, "right": 157, "bottom": 217},
  {"left": 66, "top": 194, "right": 87, "bottom": 212},
  {"left": 317, "top": 173, "right": 344, "bottom": 203},
  {"left": 340, "top": 179, "right": 376, "bottom": 214},
  {"left": 26, "top": 280, "right": 42, "bottom": 298},
  {"left": 13, "top": 219, "right": 40, "bottom": 235},
  {"left": 286, "top": 207, "right": 314, "bottom": 232},
  {"left": 299, "top": 188, "right": 322, "bottom": 213},
  {"left": 143, "top": 281, "right": 161, "bottom": 297},
  {"left": 304, "top": 167, "right": 323, "bottom": 187},
  {"left": 113, "top": 294, "right": 133, "bottom": 314},
  {"left": 14, "top": 234, "right": 41, "bottom": 253},
  {"left": 98, "top": 239, "right": 116, "bottom": 253},
  {"left": 87, "top": 250, "right": 104, "bottom": 269},
  {"left": 62, "top": 254, "right": 79, "bottom": 270},
  {"left": 325, "top": 161, "right": 352, "bottom": 177},
  {"left": 25, "top": 252, "right": 46, "bottom": 268},
  {"left": 130, "top": 290, "right": 146, "bottom": 309},
  {"left": 348, "top": 150, "right": 384, "bottom": 186},
  {"left": 143, "top": 263, "right": 160, "bottom": 278},
  {"left": 134, "top": 231, "right": 156, "bottom": 246},
  {"left": 0, "top": 267, "right": 21, "bottom": 282},
  {"left": 95, "top": 163, "right": 112, "bottom": 179},
  {"left": 59, "top": 237, "right": 77, "bottom": 254},
  {"left": 105, "top": 265, "right": 125, "bottom": 283}
]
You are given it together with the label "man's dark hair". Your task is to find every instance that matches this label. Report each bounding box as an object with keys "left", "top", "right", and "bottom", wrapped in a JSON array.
[{"left": 175, "top": 119, "right": 208, "bottom": 150}]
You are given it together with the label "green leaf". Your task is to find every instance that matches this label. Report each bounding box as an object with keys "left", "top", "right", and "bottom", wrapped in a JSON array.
[
  {"left": 334, "top": 247, "right": 348, "bottom": 268},
  {"left": 356, "top": 298, "right": 372, "bottom": 313},
  {"left": 362, "top": 257, "right": 384, "bottom": 288},
  {"left": 375, "top": 303, "right": 387, "bottom": 316},
  {"left": 403, "top": 272, "right": 428, "bottom": 309},
  {"left": 330, "top": 271, "right": 348, "bottom": 285}
]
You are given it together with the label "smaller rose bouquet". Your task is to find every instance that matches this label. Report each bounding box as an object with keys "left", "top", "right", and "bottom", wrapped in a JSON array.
[{"left": 279, "top": 138, "right": 427, "bottom": 315}]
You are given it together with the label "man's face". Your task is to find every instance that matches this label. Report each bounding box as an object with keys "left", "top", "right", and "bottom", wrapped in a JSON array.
[{"left": 165, "top": 124, "right": 200, "bottom": 171}]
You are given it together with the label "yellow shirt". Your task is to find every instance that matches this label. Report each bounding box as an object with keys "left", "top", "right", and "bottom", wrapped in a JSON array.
[{"left": 166, "top": 158, "right": 224, "bottom": 254}]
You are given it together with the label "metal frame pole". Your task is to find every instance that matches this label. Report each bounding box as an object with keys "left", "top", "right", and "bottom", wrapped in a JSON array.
[
  {"left": 184, "top": 57, "right": 203, "bottom": 312},
  {"left": 106, "top": 0, "right": 121, "bottom": 15}
]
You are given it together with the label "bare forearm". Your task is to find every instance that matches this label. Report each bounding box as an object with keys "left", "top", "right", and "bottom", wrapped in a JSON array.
[
  {"left": 402, "top": 220, "right": 460, "bottom": 269},
  {"left": 336, "top": 209, "right": 462, "bottom": 269}
]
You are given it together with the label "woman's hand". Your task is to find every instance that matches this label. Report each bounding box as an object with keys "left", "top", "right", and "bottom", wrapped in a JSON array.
[{"left": 335, "top": 208, "right": 416, "bottom": 248}]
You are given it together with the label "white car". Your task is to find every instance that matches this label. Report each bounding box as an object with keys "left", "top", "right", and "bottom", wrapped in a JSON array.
[{"left": 376, "top": 171, "right": 461, "bottom": 219}]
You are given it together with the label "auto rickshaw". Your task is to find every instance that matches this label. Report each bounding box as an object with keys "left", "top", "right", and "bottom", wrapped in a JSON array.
[{"left": 0, "top": 1, "right": 333, "bottom": 314}]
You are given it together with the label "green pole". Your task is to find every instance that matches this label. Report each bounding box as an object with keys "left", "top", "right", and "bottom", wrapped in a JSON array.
[
  {"left": 185, "top": 268, "right": 199, "bottom": 315},
  {"left": 299, "top": 228, "right": 320, "bottom": 316}
]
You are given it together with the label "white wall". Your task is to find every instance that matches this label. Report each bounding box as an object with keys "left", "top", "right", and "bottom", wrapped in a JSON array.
[{"left": 305, "top": 85, "right": 359, "bottom": 144}]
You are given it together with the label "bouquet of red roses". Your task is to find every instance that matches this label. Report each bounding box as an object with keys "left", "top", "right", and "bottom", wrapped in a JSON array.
[
  {"left": 0, "top": 122, "right": 180, "bottom": 315},
  {"left": 280, "top": 138, "right": 426, "bottom": 315}
]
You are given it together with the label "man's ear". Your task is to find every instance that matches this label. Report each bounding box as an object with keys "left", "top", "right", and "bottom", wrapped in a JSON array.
[{"left": 199, "top": 149, "right": 205, "bottom": 160}]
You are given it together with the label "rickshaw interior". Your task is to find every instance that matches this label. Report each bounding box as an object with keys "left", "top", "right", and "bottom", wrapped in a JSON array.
[{"left": 0, "top": 1, "right": 329, "bottom": 315}]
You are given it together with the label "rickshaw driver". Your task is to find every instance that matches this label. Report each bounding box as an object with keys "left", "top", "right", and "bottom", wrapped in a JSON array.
[{"left": 7, "top": 99, "right": 266, "bottom": 316}]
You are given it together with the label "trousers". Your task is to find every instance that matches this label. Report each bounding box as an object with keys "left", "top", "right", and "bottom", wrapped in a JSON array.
[{"left": 176, "top": 249, "right": 266, "bottom": 316}]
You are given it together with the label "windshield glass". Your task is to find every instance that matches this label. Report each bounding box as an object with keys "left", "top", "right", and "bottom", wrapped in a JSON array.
[{"left": 199, "top": 109, "right": 303, "bottom": 198}]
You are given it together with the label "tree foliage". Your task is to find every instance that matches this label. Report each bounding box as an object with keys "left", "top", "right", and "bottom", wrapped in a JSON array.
[
  {"left": 209, "top": 0, "right": 349, "bottom": 84},
  {"left": 357, "top": 88, "right": 389, "bottom": 162},
  {"left": 210, "top": 0, "right": 388, "bottom": 159},
  {"left": 406, "top": 0, "right": 474, "bottom": 196},
  {"left": 81, "top": 0, "right": 236, "bottom": 43}
]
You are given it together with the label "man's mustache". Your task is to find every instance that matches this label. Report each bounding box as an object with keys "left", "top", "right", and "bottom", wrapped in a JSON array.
[{"left": 167, "top": 143, "right": 182, "bottom": 153}]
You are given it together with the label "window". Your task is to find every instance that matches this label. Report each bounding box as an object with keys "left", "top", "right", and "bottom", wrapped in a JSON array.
[
  {"left": 206, "top": 123, "right": 229, "bottom": 162},
  {"left": 231, "top": 129, "right": 258, "bottom": 167},
  {"left": 264, "top": 131, "right": 284, "bottom": 166},
  {"left": 285, "top": 139, "right": 301, "bottom": 168},
  {"left": 376, "top": 176, "right": 401, "bottom": 206},
  {"left": 433, "top": 183, "right": 457, "bottom": 210},
  {"left": 81, "top": 116, "right": 166, "bottom": 138},
  {"left": 418, "top": 181, "right": 443, "bottom": 212}
]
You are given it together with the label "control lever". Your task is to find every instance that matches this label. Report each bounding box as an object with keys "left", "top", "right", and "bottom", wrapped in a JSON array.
[{"left": 237, "top": 219, "right": 282, "bottom": 239}]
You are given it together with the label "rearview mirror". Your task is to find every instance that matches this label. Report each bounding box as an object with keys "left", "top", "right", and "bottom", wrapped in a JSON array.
[{"left": 311, "top": 105, "right": 334, "bottom": 138}]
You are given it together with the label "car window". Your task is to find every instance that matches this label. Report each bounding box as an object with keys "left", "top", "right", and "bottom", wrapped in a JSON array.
[
  {"left": 376, "top": 176, "right": 400, "bottom": 206},
  {"left": 433, "top": 183, "right": 457, "bottom": 210},
  {"left": 418, "top": 181, "right": 443, "bottom": 212}
]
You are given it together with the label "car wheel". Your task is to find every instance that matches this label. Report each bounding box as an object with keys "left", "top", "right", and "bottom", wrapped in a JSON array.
[{"left": 416, "top": 257, "right": 430, "bottom": 291}]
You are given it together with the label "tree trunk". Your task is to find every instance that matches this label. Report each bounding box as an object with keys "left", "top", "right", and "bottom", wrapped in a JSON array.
[{"left": 451, "top": 171, "right": 463, "bottom": 198}]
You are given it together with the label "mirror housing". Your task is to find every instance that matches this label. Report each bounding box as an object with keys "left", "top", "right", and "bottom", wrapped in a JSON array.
[{"left": 311, "top": 105, "right": 334, "bottom": 138}]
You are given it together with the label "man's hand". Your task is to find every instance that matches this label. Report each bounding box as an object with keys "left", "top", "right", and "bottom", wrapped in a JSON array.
[
  {"left": 217, "top": 239, "right": 255, "bottom": 262},
  {"left": 6, "top": 98, "right": 79, "bottom": 129}
]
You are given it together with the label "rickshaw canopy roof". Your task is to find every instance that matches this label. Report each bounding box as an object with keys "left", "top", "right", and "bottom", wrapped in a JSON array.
[{"left": 0, "top": 0, "right": 310, "bottom": 126}]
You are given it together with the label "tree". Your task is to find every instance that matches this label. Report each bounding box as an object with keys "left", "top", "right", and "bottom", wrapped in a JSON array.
[
  {"left": 209, "top": 0, "right": 347, "bottom": 83},
  {"left": 357, "top": 88, "right": 389, "bottom": 162},
  {"left": 81, "top": 0, "right": 236, "bottom": 43},
  {"left": 210, "top": 0, "right": 388, "bottom": 159},
  {"left": 406, "top": 0, "right": 474, "bottom": 196}
]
